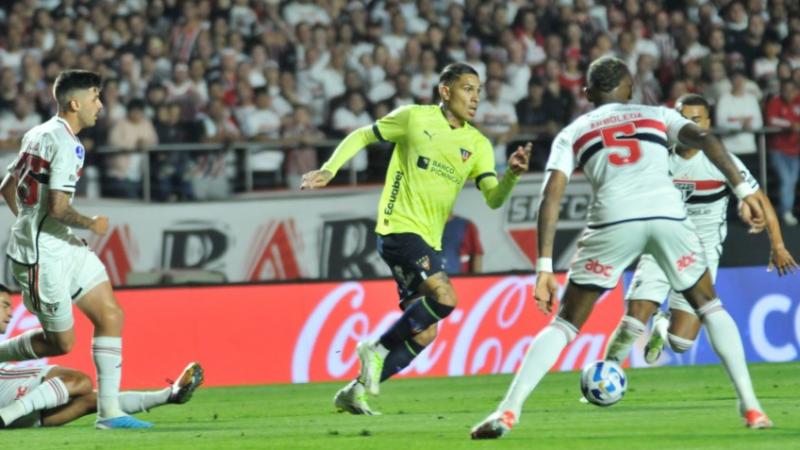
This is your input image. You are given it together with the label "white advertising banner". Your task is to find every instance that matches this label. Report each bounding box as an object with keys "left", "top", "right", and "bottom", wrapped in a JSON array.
[{"left": 0, "top": 174, "right": 592, "bottom": 286}]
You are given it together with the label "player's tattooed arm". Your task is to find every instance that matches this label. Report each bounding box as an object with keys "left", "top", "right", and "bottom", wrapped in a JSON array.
[
  {"left": 676, "top": 123, "right": 745, "bottom": 187},
  {"left": 0, "top": 173, "right": 18, "bottom": 216},
  {"left": 537, "top": 170, "right": 568, "bottom": 259},
  {"left": 48, "top": 190, "right": 108, "bottom": 234}
]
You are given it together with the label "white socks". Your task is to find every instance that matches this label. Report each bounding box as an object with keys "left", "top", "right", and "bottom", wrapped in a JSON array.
[
  {"left": 498, "top": 317, "right": 578, "bottom": 421},
  {"left": 0, "top": 329, "right": 39, "bottom": 362},
  {"left": 698, "top": 299, "right": 762, "bottom": 412},
  {"left": 0, "top": 376, "right": 69, "bottom": 425},
  {"left": 92, "top": 337, "right": 125, "bottom": 419},
  {"left": 604, "top": 315, "right": 646, "bottom": 362},
  {"left": 119, "top": 388, "right": 171, "bottom": 414}
]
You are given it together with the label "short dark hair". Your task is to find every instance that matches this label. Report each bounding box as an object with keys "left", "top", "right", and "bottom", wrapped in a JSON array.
[
  {"left": 127, "top": 98, "right": 146, "bottom": 112},
  {"left": 675, "top": 93, "right": 711, "bottom": 114},
  {"left": 53, "top": 70, "right": 102, "bottom": 112},
  {"left": 586, "top": 56, "right": 630, "bottom": 93},
  {"left": 439, "top": 62, "right": 479, "bottom": 86},
  {"left": 0, "top": 284, "right": 11, "bottom": 296}
]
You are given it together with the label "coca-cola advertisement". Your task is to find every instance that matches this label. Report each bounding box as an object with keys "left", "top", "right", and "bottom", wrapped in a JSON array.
[{"left": 0, "top": 274, "right": 624, "bottom": 388}]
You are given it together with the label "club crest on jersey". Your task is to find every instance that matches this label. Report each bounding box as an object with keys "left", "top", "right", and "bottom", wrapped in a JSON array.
[
  {"left": 75, "top": 145, "right": 85, "bottom": 160},
  {"left": 674, "top": 181, "right": 695, "bottom": 201},
  {"left": 460, "top": 148, "right": 472, "bottom": 162}
]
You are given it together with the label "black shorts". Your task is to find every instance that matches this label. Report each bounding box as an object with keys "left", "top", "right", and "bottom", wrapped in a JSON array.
[{"left": 377, "top": 233, "right": 445, "bottom": 303}]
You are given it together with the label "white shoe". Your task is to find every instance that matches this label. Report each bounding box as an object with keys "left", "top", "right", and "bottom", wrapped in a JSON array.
[
  {"left": 783, "top": 212, "right": 798, "bottom": 226},
  {"left": 644, "top": 311, "right": 670, "bottom": 365},
  {"left": 356, "top": 341, "right": 384, "bottom": 396},
  {"left": 470, "top": 410, "right": 517, "bottom": 439},
  {"left": 334, "top": 380, "right": 381, "bottom": 415},
  {"left": 168, "top": 362, "right": 204, "bottom": 404}
]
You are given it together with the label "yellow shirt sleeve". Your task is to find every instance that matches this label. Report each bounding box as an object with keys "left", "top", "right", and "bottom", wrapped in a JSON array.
[
  {"left": 373, "top": 105, "right": 415, "bottom": 143},
  {"left": 470, "top": 135, "right": 497, "bottom": 190}
]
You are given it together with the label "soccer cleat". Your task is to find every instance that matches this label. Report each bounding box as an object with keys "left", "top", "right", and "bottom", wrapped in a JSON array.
[
  {"left": 334, "top": 380, "right": 381, "bottom": 415},
  {"left": 743, "top": 410, "right": 773, "bottom": 429},
  {"left": 470, "top": 410, "right": 516, "bottom": 440},
  {"left": 356, "top": 341, "right": 384, "bottom": 396},
  {"left": 96, "top": 415, "right": 154, "bottom": 429},
  {"left": 644, "top": 311, "right": 670, "bottom": 365},
  {"left": 168, "top": 362, "right": 205, "bottom": 404}
]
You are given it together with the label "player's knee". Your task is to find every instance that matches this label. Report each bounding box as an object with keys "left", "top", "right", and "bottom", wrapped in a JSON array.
[
  {"left": 414, "top": 325, "right": 438, "bottom": 346},
  {"left": 667, "top": 333, "right": 694, "bottom": 353},
  {"left": 101, "top": 301, "right": 125, "bottom": 329},
  {"left": 59, "top": 371, "right": 93, "bottom": 396},
  {"left": 425, "top": 276, "right": 458, "bottom": 308}
]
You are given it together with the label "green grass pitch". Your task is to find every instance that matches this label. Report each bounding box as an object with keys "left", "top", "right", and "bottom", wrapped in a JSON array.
[{"left": 9, "top": 362, "right": 798, "bottom": 449}]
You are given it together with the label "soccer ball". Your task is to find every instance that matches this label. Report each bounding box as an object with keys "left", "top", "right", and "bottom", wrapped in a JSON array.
[{"left": 580, "top": 360, "right": 627, "bottom": 407}]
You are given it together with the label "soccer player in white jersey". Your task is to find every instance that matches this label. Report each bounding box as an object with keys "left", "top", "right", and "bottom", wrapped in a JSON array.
[
  {"left": 471, "top": 57, "right": 773, "bottom": 439},
  {"left": 604, "top": 94, "right": 797, "bottom": 366},
  {"left": 0, "top": 286, "right": 204, "bottom": 428},
  {"left": 0, "top": 70, "right": 151, "bottom": 429}
]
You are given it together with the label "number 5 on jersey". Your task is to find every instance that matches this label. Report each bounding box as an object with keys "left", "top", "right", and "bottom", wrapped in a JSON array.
[{"left": 601, "top": 123, "right": 642, "bottom": 166}]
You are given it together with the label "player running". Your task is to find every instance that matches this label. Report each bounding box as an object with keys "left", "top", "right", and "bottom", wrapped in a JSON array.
[
  {"left": 604, "top": 94, "right": 797, "bottom": 366},
  {"left": 0, "top": 70, "right": 151, "bottom": 429},
  {"left": 0, "top": 285, "right": 203, "bottom": 428},
  {"left": 301, "top": 63, "right": 531, "bottom": 415},
  {"left": 471, "top": 57, "right": 772, "bottom": 439}
]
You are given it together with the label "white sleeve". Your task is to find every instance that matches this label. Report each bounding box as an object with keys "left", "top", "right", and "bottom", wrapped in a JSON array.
[
  {"left": 545, "top": 128, "right": 576, "bottom": 180},
  {"left": 729, "top": 153, "right": 759, "bottom": 190},
  {"left": 49, "top": 136, "right": 79, "bottom": 193},
  {"left": 661, "top": 107, "right": 695, "bottom": 145}
]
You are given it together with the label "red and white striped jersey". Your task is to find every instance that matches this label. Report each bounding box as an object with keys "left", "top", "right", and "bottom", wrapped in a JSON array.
[
  {"left": 670, "top": 150, "right": 757, "bottom": 245},
  {"left": 546, "top": 103, "right": 693, "bottom": 226},
  {"left": 6, "top": 116, "right": 85, "bottom": 265}
]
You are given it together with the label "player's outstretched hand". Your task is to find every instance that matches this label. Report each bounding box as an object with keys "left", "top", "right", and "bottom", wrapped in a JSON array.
[
  {"left": 90, "top": 216, "right": 109, "bottom": 235},
  {"left": 768, "top": 246, "right": 798, "bottom": 276},
  {"left": 738, "top": 200, "right": 765, "bottom": 233},
  {"left": 534, "top": 271, "right": 559, "bottom": 315},
  {"left": 508, "top": 142, "right": 532, "bottom": 175},
  {"left": 740, "top": 194, "right": 766, "bottom": 231},
  {"left": 300, "top": 169, "right": 334, "bottom": 190}
]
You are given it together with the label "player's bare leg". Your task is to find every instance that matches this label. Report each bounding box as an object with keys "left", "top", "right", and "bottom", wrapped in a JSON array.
[
  {"left": 76, "top": 281, "right": 151, "bottom": 429},
  {"left": 682, "top": 271, "right": 772, "bottom": 429},
  {"left": 604, "top": 300, "right": 659, "bottom": 363},
  {"left": 472, "top": 282, "right": 599, "bottom": 439},
  {"left": 0, "top": 367, "right": 91, "bottom": 427}
]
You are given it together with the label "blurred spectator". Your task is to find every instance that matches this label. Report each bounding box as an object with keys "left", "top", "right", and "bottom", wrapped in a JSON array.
[
  {"left": 515, "top": 78, "right": 560, "bottom": 170},
  {"left": 240, "top": 88, "right": 282, "bottom": 141},
  {"left": 715, "top": 69, "right": 763, "bottom": 173},
  {"left": 105, "top": 99, "right": 158, "bottom": 199},
  {"left": 410, "top": 48, "right": 439, "bottom": 104},
  {"left": 474, "top": 78, "right": 519, "bottom": 173},
  {"left": 153, "top": 103, "right": 194, "bottom": 201},
  {"left": 631, "top": 54, "right": 662, "bottom": 105},
  {"left": 765, "top": 80, "right": 800, "bottom": 226},
  {"left": 332, "top": 91, "right": 372, "bottom": 174},
  {"left": 202, "top": 99, "right": 241, "bottom": 143},
  {"left": 283, "top": 106, "right": 324, "bottom": 189},
  {"left": 0, "top": 96, "right": 41, "bottom": 148},
  {"left": 442, "top": 214, "right": 484, "bottom": 275}
]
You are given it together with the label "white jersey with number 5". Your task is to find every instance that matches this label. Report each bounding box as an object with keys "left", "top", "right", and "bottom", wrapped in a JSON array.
[
  {"left": 546, "top": 103, "right": 694, "bottom": 226},
  {"left": 6, "top": 116, "right": 85, "bottom": 265}
]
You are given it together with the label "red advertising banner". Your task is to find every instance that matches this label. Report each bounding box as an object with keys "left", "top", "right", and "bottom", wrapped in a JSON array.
[{"left": 1, "top": 275, "right": 624, "bottom": 389}]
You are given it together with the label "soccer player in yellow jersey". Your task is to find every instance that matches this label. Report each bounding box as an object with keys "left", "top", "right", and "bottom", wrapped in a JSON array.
[{"left": 301, "top": 63, "right": 531, "bottom": 415}]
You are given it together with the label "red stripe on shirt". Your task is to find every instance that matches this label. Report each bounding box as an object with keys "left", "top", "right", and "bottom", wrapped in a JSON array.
[
  {"left": 572, "top": 119, "right": 667, "bottom": 155},
  {"left": 673, "top": 179, "right": 726, "bottom": 190}
]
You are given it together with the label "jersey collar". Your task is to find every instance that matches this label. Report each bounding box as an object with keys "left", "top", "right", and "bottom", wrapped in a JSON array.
[{"left": 54, "top": 116, "right": 80, "bottom": 143}]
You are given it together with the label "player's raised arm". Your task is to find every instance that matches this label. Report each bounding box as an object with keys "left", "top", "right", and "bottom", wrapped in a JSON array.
[
  {"left": 478, "top": 143, "right": 531, "bottom": 209},
  {"left": 675, "top": 122, "right": 765, "bottom": 226},
  {"left": 0, "top": 173, "right": 18, "bottom": 217},
  {"left": 301, "top": 104, "right": 413, "bottom": 190}
]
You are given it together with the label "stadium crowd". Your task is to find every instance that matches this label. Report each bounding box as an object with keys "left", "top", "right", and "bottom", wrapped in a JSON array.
[{"left": 0, "top": 0, "right": 798, "bottom": 221}]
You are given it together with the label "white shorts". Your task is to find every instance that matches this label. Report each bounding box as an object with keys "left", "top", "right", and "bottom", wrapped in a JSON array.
[
  {"left": 626, "top": 242, "right": 721, "bottom": 315},
  {"left": 11, "top": 244, "right": 109, "bottom": 332},
  {"left": 568, "top": 218, "right": 707, "bottom": 292},
  {"left": 0, "top": 364, "right": 55, "bottom": 428}
]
